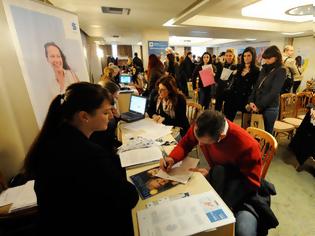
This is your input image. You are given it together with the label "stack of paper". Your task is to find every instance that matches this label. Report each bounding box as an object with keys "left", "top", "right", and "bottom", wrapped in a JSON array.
[
  {"left": 119, "top": 146, "right": 162, "bottom": 168},
  {"left": 0, "top": 180, "right": 37, "bottom": 213}
]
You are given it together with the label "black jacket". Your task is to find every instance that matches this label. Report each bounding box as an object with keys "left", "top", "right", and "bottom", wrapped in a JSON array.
[
  {"left": 240, "top": 179, "right": 279, "bottom": 236},
  {"left": 248, "top": 64, "right": 286, "bottom": 111},
  {"left": 34, "top": 124, "right": 139, "bottom": 235}
]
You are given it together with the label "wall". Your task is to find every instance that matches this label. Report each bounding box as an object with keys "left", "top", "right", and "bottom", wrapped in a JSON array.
[
  {"left": 293, "top": 36, "right": 315, "bottom": 87},
  {"left": 0, "top": 1, "right": 38, "bottom": 180},
  {"left": 141, "top": 29, "right": 169, "bottom": 69}
]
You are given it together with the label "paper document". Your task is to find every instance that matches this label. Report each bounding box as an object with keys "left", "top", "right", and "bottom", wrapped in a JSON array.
[
  {"left": 119, "top": 146, "right": 162, "bottom": 167},
  {"left": 137, "top": 195, "right": 211, "bottom": 236},
  {"left": 118, "top": 137, "right": 154, "bottom": 153},
  {"left": 220, "top": 68, "right": 233, "bottom": 81},
  {"left": 199, "top": 69, "right": 215, "bottom": 87},
  {"left": 0, "top": 180, "right": 37, "bottom": 212},
  {"left": 137, "top": 191, "right": 235, "bottom": 236},
  {"left": 156, "top": 157, "right": 199, "bottom": 184}
]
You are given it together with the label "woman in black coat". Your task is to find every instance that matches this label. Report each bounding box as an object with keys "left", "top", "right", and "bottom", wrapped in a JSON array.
[
  {"left": 148, "top": 75, "right": 189, "bottom": 137},
  {"left": 23, "top": 82, "right": 139, "bottom": 235},
  {"left": 224, "top": 47, "right": 260, "bottom": 121}
]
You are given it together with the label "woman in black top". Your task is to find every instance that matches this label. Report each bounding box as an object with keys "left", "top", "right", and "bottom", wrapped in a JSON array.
[
  {"left": 192, "top": 52, "right": 214, "bottom": 109},
  {"left": 215, "top": 48, "right": 237, "bottom": 111},
  {"left": 148, "top": 75, "right": 189, "bottom": 136},
  {"left": 247, "top": 46, "right": 286, "bottom": 134},
  {"left": 224, "top": 47, "right": 260, "bottom": 121},
  {"left": 23, "top": 82, "right": 139, "bottom": 235}
]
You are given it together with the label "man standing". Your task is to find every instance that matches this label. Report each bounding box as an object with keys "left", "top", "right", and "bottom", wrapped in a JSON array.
[
  {"left": 282, "top": 45, "right": 299, "bottom": 93},
  {"left": 132, "top": 52, "right": 144, "bottom": 72},
  {"left": 181, "top": 52, "right": 195, "bottom": 97},
  {"left": 160, "top": 110, "right": 262, "bottom": 236}
]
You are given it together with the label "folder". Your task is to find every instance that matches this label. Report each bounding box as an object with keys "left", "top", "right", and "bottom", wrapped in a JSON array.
[{"left": 199, "top": 69, "right": 215, "bottom": 87}]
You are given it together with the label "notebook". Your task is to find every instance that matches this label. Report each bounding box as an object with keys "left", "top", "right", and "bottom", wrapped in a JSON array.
[
  {"left": 120, "top": 95, "right": 147, "bottom": 122},
  {"left": 120, "top": 74, "right": 132, "bottom": 84}
]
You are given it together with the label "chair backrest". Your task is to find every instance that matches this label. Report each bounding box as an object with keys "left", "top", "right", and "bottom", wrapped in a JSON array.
[
  {"left": 279, "top": 93, "right": 297, "bottom": 119},
  {"left": 312, "top": 93, "right": 315, "bottom": 105},
  {"left": 246, "top": 127, "right": 278, "bottom": 179},
  {"left": 296, "top": 92, "right": 313, "bottom": 116},
  {"left": 186, "top": 101, "right": 203, "bottom": 124}
]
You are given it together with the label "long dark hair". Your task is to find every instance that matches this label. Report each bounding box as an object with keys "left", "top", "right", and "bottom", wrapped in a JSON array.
[
  {"left": 147, "top": 54, "right": 164, "bottom": 79},
  {"left": 240, "top": 46, "right": 257, "bottom": 71},
  {"left": 262, "top": 45, "right": 283, "bottom": 68},
  {"left": 156, "top": 75, "right": 182, "bottom": 107},
  {"left": 44, "top": 42, "right": 71, "bottom": 70},
  {"left": 22, "top": 82, "right": 111, "bottom": 179},
  {"left": 201, "top": 52, "right": 212, "bottom": 66}
]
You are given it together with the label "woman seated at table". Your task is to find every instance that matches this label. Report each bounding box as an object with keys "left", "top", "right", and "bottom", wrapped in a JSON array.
[
  {"left": 22, "top": 82, "right": 138, "bottom": 235},
  {"left": 147, "top": 75, "right": 189, "bottom": 137}
]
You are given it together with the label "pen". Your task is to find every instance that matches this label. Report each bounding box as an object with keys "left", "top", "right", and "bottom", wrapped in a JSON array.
[{"left": 160, "top": 146, "right": 168, "bottom": 168}]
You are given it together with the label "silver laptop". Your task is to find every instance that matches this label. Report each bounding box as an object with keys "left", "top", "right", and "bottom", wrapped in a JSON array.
[
  {"left": 120, "top": 95, "right": 147, "bottom": 122},
  {"left": 120, "top": 74, "right": 132, "bottom": 84}
]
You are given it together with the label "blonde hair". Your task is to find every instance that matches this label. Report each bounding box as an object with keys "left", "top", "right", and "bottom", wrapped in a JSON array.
[
  {"left": 100, "top": 67, "right": 114, "bottom": 82},
  {"left": 225, "top": 48, "right": 237, "bottom": 64}
]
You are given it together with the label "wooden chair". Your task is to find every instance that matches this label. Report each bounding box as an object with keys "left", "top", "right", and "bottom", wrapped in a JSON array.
[
  {"left": 296, "top": 91, "right": 313, "bottom": 120},
  {"left": 246, "top": 127, "right": 278, "bottom": 179},
  {"left": 186, "top": 101, "right": 203, "bottom": 158},
  {"left": 279, "top": 93, "right": 302, "bottom": 128},
  {"left": 186, "top": 101, "right": 203, "bottom": 124}
]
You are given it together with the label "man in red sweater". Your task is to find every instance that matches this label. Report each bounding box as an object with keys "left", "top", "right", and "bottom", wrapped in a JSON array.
[{"left": 160, "top": 110, "right": 262, "bottom": 236}]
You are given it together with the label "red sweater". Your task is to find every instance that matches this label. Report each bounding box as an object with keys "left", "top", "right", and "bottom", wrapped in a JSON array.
[{"left": 170, "top": 120, "right": 262, "bottom": 188}]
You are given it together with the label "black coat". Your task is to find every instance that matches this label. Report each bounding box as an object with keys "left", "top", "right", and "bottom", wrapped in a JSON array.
[
  {"left": 34, "top": 124, "right": 139, "bottom": 235},
  {"left": 248, "top": 64, "right": 286, "bottom": 111}
]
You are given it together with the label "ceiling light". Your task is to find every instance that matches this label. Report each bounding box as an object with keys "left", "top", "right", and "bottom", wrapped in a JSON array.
[
  {"left": 90, "top": 25, "right": 101, "bottom": 28},
  {"left": 286, "top": 4, "right": 314, "bottom": 16},
  {"left": 242, "top": 0, "right": 312, "bottom": 22},
  {"left": 101, "top": 7, "right": 130, "bottom": 15},
  {"left": 281, "top": 32, "right": 305, "bottom": 35},
  {"left": 137, "top": 41, "right": 142, "bottom": 45},
  {"left": 245, "top": 38, "right": 256, "bottom": 41}
]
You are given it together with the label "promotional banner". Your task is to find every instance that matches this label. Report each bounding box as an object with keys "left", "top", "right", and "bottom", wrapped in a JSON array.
[
  {"left": 3, "top": 0, "right": 89, "bottom": 127},
  {"left": 148, "top": 41, "right": 168, "bottom": 57}
]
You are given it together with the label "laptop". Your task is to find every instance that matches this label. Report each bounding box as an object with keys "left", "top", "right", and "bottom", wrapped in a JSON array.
[
  {"left": 120, "top": 74, "right": 132, "bottom": 84},
  {"left": 120, "top": 95, "right": 147, "bottom": 122}
]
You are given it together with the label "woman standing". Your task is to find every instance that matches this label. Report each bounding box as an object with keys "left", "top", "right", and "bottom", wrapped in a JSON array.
[
  {"left": 145, "top": 54, "right": 165, "bottom": 96},
  {"left": 192, "top": 52, "right": 214, "bottom": 109},
  {"left": 247, "top": 45, "right": 286, "bottom": 134},
  {"left": 148, "top": 75, "right": 189, "bottom": 136},
  {"left": 224, "top": 47, "right": 260, "bottom": 121},
  {"left": 23, "top": 82, "right": 138, "bottom": 235},
  {"left": 214, "top": 48, "right": 237, "bottom": 111}
]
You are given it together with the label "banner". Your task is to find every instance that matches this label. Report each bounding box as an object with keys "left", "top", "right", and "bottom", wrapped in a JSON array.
[
  {"left": 148, "top": 41, "right": 168, "bottom": 57},
  {"left": 3, "top": 0, "right": 89, "bottom": 127}
]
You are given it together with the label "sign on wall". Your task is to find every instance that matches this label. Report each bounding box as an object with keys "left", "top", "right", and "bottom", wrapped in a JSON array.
[
  {"left": 3, "top": 0, "right": 89, "bottom": 127},
  {"left": 148, "top": 41, "right": 168, "bottom": 57}
]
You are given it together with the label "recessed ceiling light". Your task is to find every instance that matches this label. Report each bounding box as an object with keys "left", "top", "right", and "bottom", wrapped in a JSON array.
[
  {"left": 285, "top": 4, "right": 313, "bottom": 16},
  {"left": 281, "top": 32, "right": 304, "bottom": 35},
  {"left": 245, "top": 38, "right": 256, "bottom": 41}
]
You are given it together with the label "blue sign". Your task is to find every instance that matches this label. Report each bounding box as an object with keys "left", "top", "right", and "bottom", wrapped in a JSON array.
[{"left": 148, "top": 41, "right": 168, "bottom": 57}]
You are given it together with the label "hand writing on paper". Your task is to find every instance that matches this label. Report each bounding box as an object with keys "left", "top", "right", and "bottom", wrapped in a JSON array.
[
  {"left": 159, "top": 156, "right": 174, "bottom": 172},
  {"left": 189, "top": 167, "right": 209, "bottom": 177}
]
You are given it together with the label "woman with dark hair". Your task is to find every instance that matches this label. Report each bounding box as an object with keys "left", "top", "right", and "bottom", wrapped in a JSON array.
[
  {"left": 247, "top": 45, "right": 286, "bottom": 134},
  {"left": 148, "top": 75, "right": 189, "bottom": 136},
  {"left": 192, "top": 52, "right": 215, "bottom": 109},
  {"left": 44, "top": 42, "right": 79, "bottom": 93},
  {"left": 91, "top": 80, "right": 122, "bottom": 152},
  {"left": 224, "top": 47, "right": 260, "bottom": 121},
  {"left": 23, "top": 82, "right": 138, "bottom": 235},
  {"left": 145, "top": 54, "right": 165, "bottom": 96},
  {"left": 293, "top": 55, "right": 304, "bottom": 92}
]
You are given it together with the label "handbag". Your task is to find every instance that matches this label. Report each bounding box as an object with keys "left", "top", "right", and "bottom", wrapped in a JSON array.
[{"left": 223, "top": 75, "right": 235, "bottom": 94}]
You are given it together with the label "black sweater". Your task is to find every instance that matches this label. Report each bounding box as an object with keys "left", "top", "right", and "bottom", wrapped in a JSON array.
[{"left": 34, "top": 124, "right": 139, "bottom": 235}]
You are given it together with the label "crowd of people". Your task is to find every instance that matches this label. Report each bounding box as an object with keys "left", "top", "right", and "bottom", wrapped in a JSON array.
[{"left": 16, "top": 43, "right": 313, "bottom": 236}]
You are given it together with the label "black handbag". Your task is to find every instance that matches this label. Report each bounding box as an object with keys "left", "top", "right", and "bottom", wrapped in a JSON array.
[{"left": 223, "top": 75, "right": 235, "bottom": 94}]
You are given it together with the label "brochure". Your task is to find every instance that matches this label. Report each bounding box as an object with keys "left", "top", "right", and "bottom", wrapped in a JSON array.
[{"left": 130, "top": 167, "right": 180, "bottom": 199}]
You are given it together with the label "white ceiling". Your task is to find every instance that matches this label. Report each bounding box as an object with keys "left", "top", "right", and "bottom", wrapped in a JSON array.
[{"left": 50, "top": 0, "right": 313, "bottom": 46}]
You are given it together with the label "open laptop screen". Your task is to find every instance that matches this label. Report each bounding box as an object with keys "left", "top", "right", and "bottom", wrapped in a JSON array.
[
  {"left": 129, "top": 95, "right": 146, "bottom": 114},
  {"left": 120, "top": 74, "right": 131, "bottom": 84}
]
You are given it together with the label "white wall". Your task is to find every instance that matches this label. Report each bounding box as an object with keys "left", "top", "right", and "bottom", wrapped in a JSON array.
[{"left": 293, "top": 36, "right": 315, "bottom": 86}]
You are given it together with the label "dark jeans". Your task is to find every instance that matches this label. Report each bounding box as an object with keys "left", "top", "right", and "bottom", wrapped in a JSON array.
[
  {"left": 262, "top": 107, "right": 279, "bottom": 134},
  {"left": 207, "top": 165, "right": 258, "bottom": 236},
  {"left": 199, "top": 87, "right": 212, "bottom": 109}
]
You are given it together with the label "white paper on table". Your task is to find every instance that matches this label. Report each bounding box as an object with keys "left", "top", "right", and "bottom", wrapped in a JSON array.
[
  {"left": 119, "top": 146, "right": 162, "bottom": 167},
  {"left": 137, "top": 196, "right": 212, "bottom": 236},
  {"left": 123, "top": 119, "right": 160, "bottom": 131},
  {"left": 192, "top": 191, "right": 235, "bottom": 229},
  {"left": 220, "top": 68, "right": 233, "bottom": 81},
  {"left": 118, "top": 137, "right": 155, "bottom": 153},
  {"left": 156, "top": 157, "right": 199, "bottom": 184},
  {"left": 140, "top": 125, "right": 173, "bottom": 140}
]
